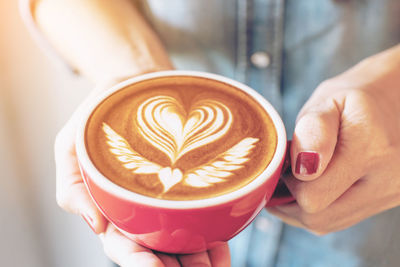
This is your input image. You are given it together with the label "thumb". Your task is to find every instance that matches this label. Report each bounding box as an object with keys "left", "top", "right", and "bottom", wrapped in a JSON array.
[{"left": 291, "top": 99, "right": 341, "bottom": 181}]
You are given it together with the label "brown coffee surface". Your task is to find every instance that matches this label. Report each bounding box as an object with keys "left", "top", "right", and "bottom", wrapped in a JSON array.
[{"left": 85, "top": 76, "right": 277, "bottom": 200}]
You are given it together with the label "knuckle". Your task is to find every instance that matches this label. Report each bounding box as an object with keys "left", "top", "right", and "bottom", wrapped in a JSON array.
[
  {"left": 56, "top": 189, "right": 76, "bottom": 214},
  {"left": 299, "top": 214, "right": 323, "bottom": 232},
  {"left": 346, "top": 89, "right": 372, "bottom": 107},
  {"left": 56, "top": 191, "right": 68, "bottom": 210},
  {"left": 314, "top": 78, "right": 345, "bottom": 95},
  {"left": 54, "top": 130, "right": 66, "bottom": 154},
  {"left": 295, "top": 187, "right": 326, "bottom": 214},
  {"left": 54, "top": 123, "right": 75, "bottom": 155},
  {"left": 316, "top": 79, "right": 335, "bottom": 90},
  {"left": 309, "top": 229, "right": 329, "bottom": 236},
  {"left": 301, "top": 200, "right": 324, "bottom": 214},
  {"left": 345, "top": 90, "right": 393, "bottom": 163},
  {"left": 302, "top": 204, "right": 323, "bottom": 214}
]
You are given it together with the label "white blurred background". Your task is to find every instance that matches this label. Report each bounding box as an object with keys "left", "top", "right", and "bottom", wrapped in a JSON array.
[{"left": 0, "top": 1, "right": 111, "bottom": 266}]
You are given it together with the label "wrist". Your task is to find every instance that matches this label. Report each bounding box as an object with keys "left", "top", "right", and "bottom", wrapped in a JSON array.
[
  {"left": 34, "top": 0, "right": 174, "bottom": 84},
  {"left": 93, "top": 64, "right": 175, "bottom": 89}
]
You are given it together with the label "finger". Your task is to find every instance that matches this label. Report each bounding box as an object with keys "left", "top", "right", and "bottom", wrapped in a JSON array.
[
  {"left": 54, "top": 79, "right": 127, "bottom": 232},
  {"left": 154, "top": 253, "right": 180, "bottom": 267},
  {"left": 291, "top": 98, "right": 340, "bottom": 181},
  {"left": 55, "top": 126, "right": 107, "bottom": 233},
  {"left": 286, "top": 117, "right": 369, "bottom": 214},
  {"left": 271, "top": 178, "right": 395, "bottom": 234},
  {"left": 178, "top": 251, "right": 212, "bottom": 267},
  {"left": 266, "top": 205, "right": 305, "bottom": 229},
  {"left": 208, "top": 243, "right": 231, "bottom": 267},
  {"left": 100, "top": 224, "right": 165, "bottom": 267}
]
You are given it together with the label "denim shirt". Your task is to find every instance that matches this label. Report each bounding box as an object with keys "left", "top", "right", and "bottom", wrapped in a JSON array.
[{"left": 140, "top": 0, "right": 400, "bottom": 266}]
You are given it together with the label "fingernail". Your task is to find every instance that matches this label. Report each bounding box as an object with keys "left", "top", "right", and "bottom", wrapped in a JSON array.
[
  {"left": 295, "top": 152, "right": 319, "bottom": 175},
  {"left": 81, "top": 214, "right": 96, "bottom": 233}
]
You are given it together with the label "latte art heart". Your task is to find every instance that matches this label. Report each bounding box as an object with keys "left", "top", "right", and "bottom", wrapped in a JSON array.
[{"left": 137, "top": 96, "right": 233, "bottom": 163}]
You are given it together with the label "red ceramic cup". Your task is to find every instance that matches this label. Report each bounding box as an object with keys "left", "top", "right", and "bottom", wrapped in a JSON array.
[{"left": 76, "top": 71, "right": 294, "bottom": 254}]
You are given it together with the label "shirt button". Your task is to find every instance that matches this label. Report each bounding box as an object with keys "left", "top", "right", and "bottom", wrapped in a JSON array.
[
  {"left": 250, "top": 51, "right": 271, "bottom": 69},
  {"left": 255, "top": 216, "right": 271, "bottom": 232}
]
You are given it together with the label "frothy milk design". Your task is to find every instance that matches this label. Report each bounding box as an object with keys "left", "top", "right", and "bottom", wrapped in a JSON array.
[
  {"left": 103, "top": 96, "right": 259, "bottom": 193},
  {"left": 137, "top": 96, "right": 233, "bottom": 163}
]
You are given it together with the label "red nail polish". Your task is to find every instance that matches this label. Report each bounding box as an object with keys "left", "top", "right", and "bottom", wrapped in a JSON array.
[
  {"left": 81, "top": 214, "right": 96, "bottom": 233},
  {"left": 295, "top": 152, "right": 319, "bottom": 175}
]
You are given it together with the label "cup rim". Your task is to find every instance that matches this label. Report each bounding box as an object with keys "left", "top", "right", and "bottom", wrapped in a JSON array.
[{"left": 76, "top": 70, "right": 287, "bottom": 209}]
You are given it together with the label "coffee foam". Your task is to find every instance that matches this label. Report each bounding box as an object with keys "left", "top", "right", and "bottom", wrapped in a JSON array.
[
  {"left": 137, "top": 96, "right": 233, "bottom": 164},
  {"left": 85, "top": 76, "right": 277, "bottom": 200}
]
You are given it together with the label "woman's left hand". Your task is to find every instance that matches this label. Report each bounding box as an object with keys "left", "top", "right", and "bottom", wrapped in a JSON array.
[
  {"left": 267, "top": 45, "right": 400, "bottom": 234},
  {"left": 55, "top": 79, "right": 231, "bottom": 267}
]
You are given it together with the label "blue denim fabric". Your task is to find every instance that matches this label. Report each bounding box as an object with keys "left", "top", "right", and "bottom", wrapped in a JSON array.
[{"left": 142, "top": 0, "right": 400, "bottom": 266}]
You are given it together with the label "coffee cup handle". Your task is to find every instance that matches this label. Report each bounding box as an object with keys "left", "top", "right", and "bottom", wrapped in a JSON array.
[{"left": 265, "top": 141, "right": 296, "bottom": 207}]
